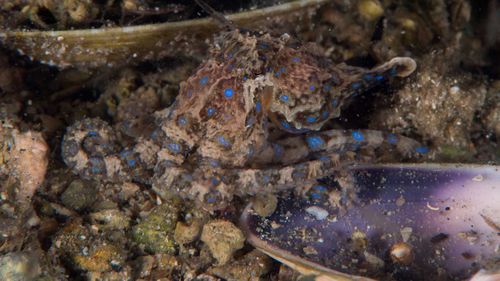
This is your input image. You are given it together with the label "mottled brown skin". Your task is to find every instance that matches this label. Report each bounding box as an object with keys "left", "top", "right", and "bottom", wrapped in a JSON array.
[{"left": 62, "top": 29, "right": 421, "bottom": 209}]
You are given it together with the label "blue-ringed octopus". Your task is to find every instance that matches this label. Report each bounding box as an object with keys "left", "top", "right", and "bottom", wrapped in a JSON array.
[{"left": 61, "top": 27, "right": 424, "bottom": 210}]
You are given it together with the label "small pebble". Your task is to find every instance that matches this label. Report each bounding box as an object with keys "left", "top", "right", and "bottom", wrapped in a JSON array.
[
  {"left": 201, "top": 220, "right": 245, "bottom": 265},
  {"left": 305, "top": 206, "right": 328, "bottom": 220},
  {"left": 390, "top": 242, "right": 413, "bottom": 265},
  {"left": 252, "top": 193, "right": 278, "bottom": 217}
]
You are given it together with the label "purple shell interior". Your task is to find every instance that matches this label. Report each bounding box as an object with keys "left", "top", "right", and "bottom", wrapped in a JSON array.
[{"left": 241, "top": 164, "right": 500, "bottom": 280}]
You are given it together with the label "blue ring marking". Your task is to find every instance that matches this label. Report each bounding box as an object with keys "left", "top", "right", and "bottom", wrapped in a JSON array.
[
  {"left": 120, "top": 150, "right": 132, "bottom": 158},
  {"left": 258, "top": 43, "right": 269, "bottom": 49},
  {"left": 324, "top": 84, "right": 332, "bottom": 91},
  {"left": 387, "top": 133, "right": 398, "bottom": 144},
  {"left": 318, "top": 155, "right": 330, "bottom": 162},
  {"left": 209, "top": 159, "right": 220, "bottom": 167},
  {"left": 216, "top": 135, "right": 232, "bottom": 148},
  {"left": 227, "top": 52, "right": 233, "bottom": 59},
  {"left": 255, "top": 101, "right": 261, "bottom": 113},
  {"left": 210, "top": 177, "right": 220, "bottom": 186},
  {"left": 224, "top": 88, "right": 234, "bottom": 98},
  {"left": 150, "top": 130, "right": 159, "bottom": 140},
  {"left": 331, "top": 99, "right": 338, "bottom": 107},
  {"left": 309, "top": 85, "right": 315, "bottom": 91},
  {"left": 310, "top": 192, "right": 322, "bottom": 200},
  {"left": 272, "top": 143, "right": 284, "bottom": 160},
  {"left": 280, "top": 66, "right": 286, "bottom": 73},
  {"left": 262, "top": 175, "right": 271, "bottom": 184},
  {"left": 306, "top": 116, "right": 317, "bottom": 123},
  {"left": 280, "top": 95, "right": 289, "bottom": 102},
  {"left": 207, "top": 107, "right": 216, "bottom": 116},
  {"left": 177, "top": 116, "right": 187, "bottom": 126},
  {"left": 352, "top": 131, "right": 365, "bottom": 142},
  {"left": 415, "top": 146, "right": 429, "bottom": 154},
  {"left": 312, "top": 185, "right": 327, "bottom": 193},
  {"left": 351, "top": 82, "right": 362, "bottom": 90},
  {"left": 127, "top": 159, "right": 136, "bottom": 167},
  {"left": 89, "top": 157, "right": 103, "bottom": 174},
  {"left": 243, "top": 75, "right": 248, "bottom": 81},
  {"left": 292, "top": 170, "right": 305, "bottom": 179},
  {"left": 375, "top": 74, "right": 384, "bottom": 81},
  {"left": 306, "top": 135, "right": 325, "bottom": 150},
  {"left": 363, "top": 74, "right": 373, "bottom": 81},
  {"left": 321, "top": 111, "right": 329, "bottom": 119},
  {"left": 205, "top": 194, "right": 217, "bottom": 203},
  {"left": 292, "top": 56, "right": 301, "bottom": 63},
  {"left": 167, "top": 143, "right": 181, "bottom": 154},
  {"left": 199, "top": 76, "right": 209, "bottom": 85},
  {"left": 87, "top": 131, "right": 98, "bottom": 137},
  {"left": 390, "top": 67, "right": 398, "bottom": 76},
  {"left": 89, "top": 157, "right": 102, "bottom": 165},
  {"left": 280, "top": 120, "right": 291, "bottom": 129}
]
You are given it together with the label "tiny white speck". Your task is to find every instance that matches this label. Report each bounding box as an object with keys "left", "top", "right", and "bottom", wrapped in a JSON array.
[{"left": 449, "top": 86, "right": 460, "bottom": 94}]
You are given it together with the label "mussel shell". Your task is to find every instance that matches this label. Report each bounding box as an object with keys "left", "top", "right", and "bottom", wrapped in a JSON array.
[
  {"left": 0, "top": 0, "right": 328, "bottom": 68},
  {"left": 241, "top": 164, "right": 500, "bottom": 280}
]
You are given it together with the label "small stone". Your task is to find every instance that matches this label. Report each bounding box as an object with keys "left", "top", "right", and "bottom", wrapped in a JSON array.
[
  {"left": 51, "top": 221, "right": 126, "bottom": 273},
  {"left": 74, "top": 244, "right": 124, "bottom": 272},
  {"left": 209, "top": 250, "right": 272, "bottom": 281},
  {"left": 252, "top": 193, "right": 277, "bottom": 217},
  {"left": 3, "top": 129, "right": 49, "bottom": 201},
  {"left": 358, "top": 0, "right": 384, "bottom": 21},
  {"left": 132, "top": 202, "right": 179, "bottom": 254},
  {"left": 174, "top": 218, "right": 203, "bottom": 245},
  {"left": 305, "top": 206, "right": 328, "bottom": 220},
  {"left": 0, "top": 252, "right": 42, "bottom": 281},
  {"left": 89, "top": 209, "right": 130, "bottom": 230},
  {"left": 60, "top": 179, "right": 97, "bottom": 211},
  {"left": 303, "top": 246, "right": 318, "bottom": 256},
  {"left": 396, "top": 195, "right": 406, "bottom": 207},
  {"left": 400, "top": 227, "right": 413, "bottom": 242},
  {"left": 390, "top": 242, "right": 413, "bottom": 265},
  {"left": 364, "top": 251, "right": 385, "bottom": 270},
  {"left": 120, "top": 182, "right": 140, "bottom": 200},
  {"left": 201, "top": 220, "right": 245, "bottom": 265},
  {"left": 351, "top": 230, "right": 368, "bottom": 251}
]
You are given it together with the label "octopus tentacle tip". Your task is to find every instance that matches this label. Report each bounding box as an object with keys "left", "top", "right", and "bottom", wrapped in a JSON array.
[{"left": 388, "top": 57, "right": 417, "bottom": 77}]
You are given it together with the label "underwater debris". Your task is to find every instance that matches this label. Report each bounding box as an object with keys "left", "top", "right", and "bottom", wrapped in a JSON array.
[
  {"left": 0, "top": 0, "right": 330, "bottom": 68},
  {"left": 1, "top": 126, "right": 48, "bottom": 202}
]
